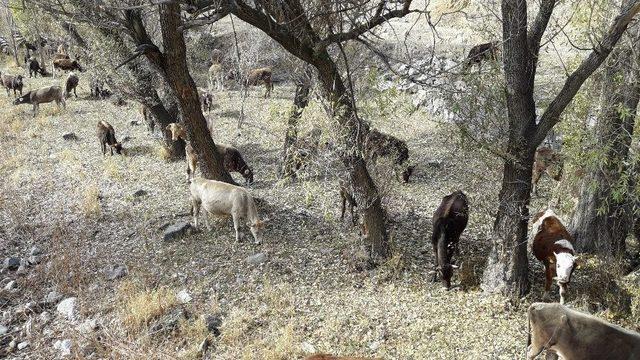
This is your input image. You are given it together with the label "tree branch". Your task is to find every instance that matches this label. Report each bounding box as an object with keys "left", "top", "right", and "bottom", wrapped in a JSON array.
[
  {"left": 532, "top": 0, "right": 640, "bottom": 149},
  {"left": 527, "top": 0, "right": 556, "bottom": 56}
]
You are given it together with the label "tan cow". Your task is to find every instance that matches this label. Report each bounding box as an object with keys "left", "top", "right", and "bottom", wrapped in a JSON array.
[
  {"left": 532, "top": 147, "right": 564, "bottom": 195},
  {"left": 13, "top": 85, "right": 66, "bottom": 117},
  {"left": 190, "top": 178, "right": 266, "bottom": 244},
  {"left": 527, "top": 302, "right": 640, "bottom": 360},
  {"left": 166, "top": 123, "right": 196, "bottom": 181},
  {"left": 245, "top": 67, "right": 273, "bottom": 98},
  {"left": 208, "top": 63, "right": 224, "bottom": 91}
]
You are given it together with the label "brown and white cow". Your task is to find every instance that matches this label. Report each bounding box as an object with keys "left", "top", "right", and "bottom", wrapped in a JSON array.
[
  {"left": 527, "top": 302, "right": 640, "bottom": 360},
  {"left": 530, "top": 209, "right": 579, "bottom": 304},
  {"left": 431, "top": 190, "right": 469, "bottom": 289},
  {"left": 532, "top": 147, "right": 564, "bottom": 195}
]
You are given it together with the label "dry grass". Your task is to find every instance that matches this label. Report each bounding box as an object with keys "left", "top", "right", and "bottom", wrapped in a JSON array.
[
  {"left": 118, "top": 280, "right": 179, "bottom": 333},
  {"left": 81, "top": 183, "right": 102, "bottom": 218}
]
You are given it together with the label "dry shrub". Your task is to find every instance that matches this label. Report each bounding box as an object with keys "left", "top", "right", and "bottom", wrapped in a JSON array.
[
  {"left": 81, "top": 183, "right": 101, "bottom": 218},
  {"left": 261, "top": 323, "right": 300, "bottom": 360},
  {"left": 220, "top": 308, "right": 258, "bottom": 346},
  {"left": 118, "top": 280, "right": 179, "bottom": 333},
  {"left": 103, "top": 157, "right": 122, "bottom": 179},
  {"left": 155, "top": 144, "right": 172, "bottom": 161},
  {"left": 47, "top": 224, "right": 90, "bottom": 293},
  {"left": 574, "top": 256, "right": 631, "bottom": 317}
]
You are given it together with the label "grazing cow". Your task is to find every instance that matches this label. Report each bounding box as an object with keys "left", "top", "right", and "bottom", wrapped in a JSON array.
[
  {"left": 52, "top": 58, "right": 83, "bottom": 77},
  {"left": 52, "top": 53, "right": 70, "bottom": 61},
  {"left": 210, "top": 48, "right": 223, "bottom": 64},
  {"left": 245, "top": 67, "right": 273, "bottom": 98},
  {"left": 27, "top": 58, "right": 45, "bottom": 77},
  {"left": 90, "top": 78, "right": 110, "bottom": 99},
  {"left": 532, "top": 147, "right": 564, "bottom": 195},
  {"left": 305, "top": 355, "right": 380, "bottom": 360},
  {"left": 339, "top": 180, "right": 358, "bottom": 226},
  {"left": 190, "top": 178, "right": 266, "bottom": 244},
  {"left": 65, "top": 72, "right": 79, "bottom": 98},
  {"left": 464, "top": 41, "right": 500, "bottom": 70},
  {"left": 208, "top": 63, "right": 224, "bottom": 91},
  {"left": 364, "top": 129, "right": 414, "bottom": 183},
  {"left": 96, "top": 121, "right": 123, "bottom": 156},
  {"left": 431, "top": 190, "right": 469, "bottom": 289},
  {"left": 527, "top": 302, "right": 640, "bottom": 360},
  {"left": 0, "top": 72, "right": 23, "bottom": 96},
  {"left": 530, "top": 208, "right": 578, "bottom": 305},
  {"left": 13, "top": 85, "right": 66, "bottom": 117},
  {"left": 198, "top": 87, "right": 213, "bottom": 112}
]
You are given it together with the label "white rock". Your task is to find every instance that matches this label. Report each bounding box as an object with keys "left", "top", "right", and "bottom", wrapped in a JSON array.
[
  {"left": 45, "top": 290, "right": 63, "bottom": 304},
  {"left": 0, "top": 325, "right": 7, "bottom": 336},
  {"left": 3, "top": 280, "right": 16, "bottom": 291},
  {"left": 39, "top": 311, "right": 52, "bottom": 324},
  {"left": 77, "top": 319, "right": 98, "bottom": 334},
  {"left": 56, "top": 297, "right": 78, "bottom": 321},
  {"left": 176, "top": 290, "right": 192, "bottom": 304},
  {"left": 300, "top": 341, "right": 316, "bottom": 354},
  {"left": 17, "top": 341, "right": 29, "bottom": 350},
  {"left": 54, "top": 339, "right": 73, "bottom": 356}
]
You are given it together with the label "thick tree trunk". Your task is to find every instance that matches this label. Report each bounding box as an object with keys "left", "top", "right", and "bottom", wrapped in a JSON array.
[
  {"left": 570, "top": 38, "right": 640, "bottom": 256},
  {"left": 279, "top": 78, "right": 311, "bottom": 179},
  {"left": 146, "top": 92, "right": 186, "bottom": 159},
  {"left": 155, "top": 4, "right": 234, "bottom": 183},
  {"left": 313, "top": 52, "right": 390, "bottom": 260}
]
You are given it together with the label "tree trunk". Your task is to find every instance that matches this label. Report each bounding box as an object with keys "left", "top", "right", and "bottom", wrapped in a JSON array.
[
  {"left": 154, "top": 4, "right": 234, "bottom": 183},
  {"left": 313, "top": 51, "right": 390, "bottom": 260},
  {"left": 146, "top": 91, "right": 186, "bottom": 159},
  {"left": 279, "top": 77, "right": 311, "bottom": 179},
  {"left": 4, "top": 5, "right": 19, "bottom": 66},
  {"left": 570, "top": 35, "right": 640, "bottom": 256}
]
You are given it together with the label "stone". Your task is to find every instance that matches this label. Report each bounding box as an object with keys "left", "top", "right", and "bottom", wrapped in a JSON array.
[
  {"left": 176, "top": 290, "right": 192, "bottom": 304},
  {"left": 4, "top": 257, "right": 20, "bottom": 271},
  {"left": 56, "top": 297, "right": 77, "bottom": 321},
  {"left": 17, "top": 341, "right": 29, "bottom": 350},
  {"left": 27, "top": 256, "right": 42, "bottom": 265},
  {"left": 0, "top": 325, "right": 7, "bottom": 336},
  {"left": 29, "top": 246, "right": 43, "bottom": 256},
  {"left": 149, "top": 308, "right": 185, "bottom": 334},
  {"left": 163, "top": 222, "right": 193, "bottom": 242},
  {"left": 246, "top": 253, "right": 267, "bottom": 265},
  {"left": 132, "top": 189, "right": 148, "bottom": 197},
  {"left": 104, "top": 265, "right": 128, "bottom": 280},
  {"left": 39, "top": 311, "right": 52, "bottom": 324},
  {"left": 45, "top": 291, "right": 63, "bottom": 304},
  {"left": 54, "top": 339, "right": 72, "bottom": 356},
  {"left": 204, "top": 314, "right": 222, "bottom": 336},
  {"left": 77, "top": 319, "right": 99, "bottom": 334},
  {"left": 3, "top": 280, "right": 16, "bottom": 291},
  {"left": 62, "top": 132, "right": 78, "bottom": 141},
  {"left": 301, "top": 341, "right": 316, "bottom": 354}
]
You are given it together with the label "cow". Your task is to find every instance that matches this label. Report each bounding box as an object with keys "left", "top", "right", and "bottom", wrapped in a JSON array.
[
  {"left": 90, "top": 78, "right": 110, "bottom": 99},
  {"left": 464, "top": 41, "right": 500, "bottom": 70},
  {"left": 13, "top": 85, "right": 66, "bottom": 117},
  {"left": 65, "top": 72, "right": 79, "bottom": 98},
  {"left": 530, "top": 208, "right": 579, "bottom": 305},
  {"left": 527, "top": 302, "right": 640, "bottom": 360},
  {"left": 27, "top": 58, "right": 45, "bottom": 77},
  {"left": 431, "top": 190, "right": 469, "bottom": 289},
  {"left": 208, "top": 63, "right": 224, "bottom": 91},
  {"left": 189, "top": 178, "right": 266, "bottom": 244},
  {"left": 532, "top": 147, "right": 564, "bottom": 195},
  {"left": 166, "top": 123, "right": 254, "bottom": 183},
  {"left": 245, "top": 67, "right": 273, "bottom": 98},
  {"left": 198, "top": 87, "right": 213, "bottom": 112},
  {"left": 0, "top": 72, "right": 23, "bottom": 96},
  {"left": 52, "top": 58, "right": 83, "bottom": 77},
  {"left": 97, "top": 121, "right": 123, "bottom": 156},
  {"left": 364, "top": 129, "right": 414, "bottom": 183}
]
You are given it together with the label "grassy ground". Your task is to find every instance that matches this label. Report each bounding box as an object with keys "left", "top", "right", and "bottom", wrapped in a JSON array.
[{"left": 0, "top": 55, "right": 638, "bottom": 360}]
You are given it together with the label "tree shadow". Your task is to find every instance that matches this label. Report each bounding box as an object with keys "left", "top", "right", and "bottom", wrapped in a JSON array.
[{"left": 125, "top": 145, "right": 155, "bottom": 157}]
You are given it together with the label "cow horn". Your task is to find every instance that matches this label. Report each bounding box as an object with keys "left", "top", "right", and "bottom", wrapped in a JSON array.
[{"left": 451, "top": 264, "right": 460, "bottom": 269}]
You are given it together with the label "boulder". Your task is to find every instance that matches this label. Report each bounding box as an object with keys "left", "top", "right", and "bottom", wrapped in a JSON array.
[
  {"left": 56, "top": 297, "right": 77, "bottom": 321},
  {"left": 3, "top": 257, "right": 20, "bottom": 271},
  {"left": 54, "top": 339, "right": 72, "bottom": 356},
  {"left": 246, "top": 253, "right": 267, "bottom": 266},
  {"left": 163, "top": 222, "right": 193, "bottom": 242},
  {"left": 62, "top": 132, "right": 78, "bottom": 141}
]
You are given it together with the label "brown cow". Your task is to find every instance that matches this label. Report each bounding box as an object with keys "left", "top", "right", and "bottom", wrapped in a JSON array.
[
  {"left": 527, "top": 302, "right": 640, "bottom": 360},
  {"left": 245, "top": 67, "right": 273, "bottom": 98},
  {"left": 97, "top": 121, "right": 123, "bottom": 156},
  {"left": 0, "top": 72, "right": 23, "bottom": 96},
  {"left": 431, "top": 190, "right": 469, "bottom": 289},
  {"left": 13, "top": 85, "right": 66, "bottom": 117},
  {"left": 530, "top": 209, "right": 579, "bottom": 305},
  {"left": 364, "top": 129, "right": 413, "bottom": 183},
  {"left": 532, "top": 147, "right": 564, "bottom": 195},
  {"left": 53, "top": 58, "right": 83, "bottom": 77},
  {"left": 464, "top": 41, "right": 499, "bottom": 70}
]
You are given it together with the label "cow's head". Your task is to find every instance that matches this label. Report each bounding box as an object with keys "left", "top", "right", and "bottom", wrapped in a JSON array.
[
  {"left": 553, "top": 252, "right": 576, "bottom": 285},
  {"left": 13, "top": 92, "right": 31, "bottom": 105},
  {"left": 249, "top": 219, "right": 267, "bottom": 245},
  {"left": 166, "top": 123, "right": 185, "bottom": 141},
  {"left": 243, "top": 167, "right": 254, "bottom": 184},
  {"left": 440, "top": 263, "right": 459, "bottom": 289},
  {"left": 402, "top": 165, "right": 415, "bottom": 183},
  {"left": 112, "top": 142, "right": 123, "bottom": 155}
]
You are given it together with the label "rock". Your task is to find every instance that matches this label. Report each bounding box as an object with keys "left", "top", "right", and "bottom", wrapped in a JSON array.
[
  {"left": 301, "top": 341, "right": 316, "bottom": 353},
  {"left": 163, "top": 222, "right": 193, "bottom": 242},
  {"left": 39, "top": 311, "right": 52, "bottom": 324},
  {"left": 204, "top": 314, "right": 222, "bottom": 336},
  {"left": 56, "top": 297, "right": 77, "bottom": 321},
  {"left": 45, "top": 291, "right": 63, "bottom": 304},
  {"left": 77, "top": 319, "right": 99, "bottom": 334},
  {"left": 132, "top": 189, "right": 148, "bottom": 197},
  {"left": 3, "top": 280, "right": 16, "bottom": 291},
  {"left": 29, "top": 246, "right": 42, "bottom": 256},
  {"left": 62, "top": 132, "right": 78, "bottom": 141},
  {"left": 369, "top": 340, "right": 381, "bottom": 351},
  {"left": 27, "top": 256, "right": 42, "bottom": 265},
  {"left": 3, "top": 257, "right": 20, "bottom": 271},
  {"left": 130, "top": 120, "right": 140, "bottom": 126},
  {"left": 176, "top": 290, "right": 192, "bottom": 304},
  {"left": 104, "top": 265, "right": 128, "bottom": 280},
  {"left": 54, "top": 339, "right": 73, "bottom": 356},
  {"left": 0, "top": 325, "right": 7, "bottom": 336},
  {"left": 17, "top": 341, "right": 29, "bottom": 350},
  {"left": 149, "top": 308, "right": 185, "bottom": 335},
  {"left": 246, "top": 253, "right": 267, "bottom": 266},
  {"left": 121, "top": 136, "right": 132, "bottom": 142}
]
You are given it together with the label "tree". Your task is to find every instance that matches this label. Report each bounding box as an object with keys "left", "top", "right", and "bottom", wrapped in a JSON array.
[
  {"left": 280, "top": 68, "right": 312, "bottom": 179},
  {"left": 188, "top": 0, "right": 417, "bottom": 260},
  {"left": 570, "top": 26, "right": 640, "bottom": 256},
  {"left": 481, "top": 0, "right": 640, "bottom": 299}
]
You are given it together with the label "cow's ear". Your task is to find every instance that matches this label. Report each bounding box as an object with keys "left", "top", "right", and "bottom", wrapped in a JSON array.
[{"left": 574, "top": 255, "right": 584, "bottom": 269}]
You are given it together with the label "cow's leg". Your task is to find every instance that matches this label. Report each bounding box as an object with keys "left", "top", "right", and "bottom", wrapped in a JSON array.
[
  {"left": 232, "top": 213, "right": 242, "bottom": 242},
  {"left": 191, "top": 198, "right": 201, "bottom": 229},
  {"left": 559, "top": 284, "right": 567, "bottom": 305},
  {"left": 73, "top": 87, "right": 77, "bottom": 98},
  {"left": 350, "top": 202, "right": 357, "bottom": 226},
  {"left": 432, "top": 237, "right": 440, "bottom": 282},
  {"left": 186, "top": 163, "right": 191, "bottom": 182},
  {"left": 340, "top": 194, "right": 347, "bottom": 221}
]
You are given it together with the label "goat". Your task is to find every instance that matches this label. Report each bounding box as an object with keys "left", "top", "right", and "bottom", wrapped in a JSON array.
[
  {"left": 364, "top": 129, "right": 414, "bottom": 183},
  {"left": 13, "top": 85, "right": 65, "bottom": 117},
  {"left": 96, "top": 120, "right": 123, "bottom": 156},
  {"left": 52, "top": 58, "right": 83, "bottom": 78}
]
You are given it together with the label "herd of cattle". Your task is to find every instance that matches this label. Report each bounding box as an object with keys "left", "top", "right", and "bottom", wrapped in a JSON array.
[{"left": 2, "top": 42, "right": 639, "bottom": 359}]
